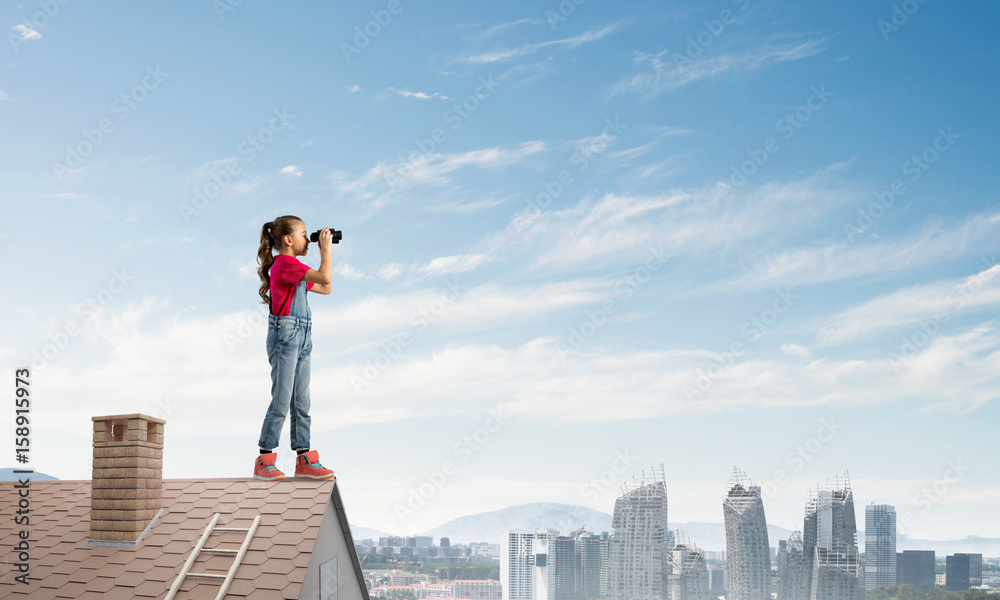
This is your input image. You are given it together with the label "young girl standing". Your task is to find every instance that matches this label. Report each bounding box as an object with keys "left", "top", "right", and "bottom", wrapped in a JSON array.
[{"left": 254, "top": 215, "right": 335, "bottom": 481}]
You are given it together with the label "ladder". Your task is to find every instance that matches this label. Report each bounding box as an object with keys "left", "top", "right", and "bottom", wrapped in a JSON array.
[{"left": 164, "top": 512, "right": 262, "bottom": 600}]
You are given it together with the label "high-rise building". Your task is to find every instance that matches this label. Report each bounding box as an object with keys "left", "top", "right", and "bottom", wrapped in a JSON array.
[
  {"left": 665, "top": 539, "right": 710, "bottom": 600},
  {"left": 864, "top": 504, "right": 896, "bottom": 591},
  {"left": 708, "top": 568, "right": 727, "bottom": 592},
  {"left": 608, "top": 466, "right": 669, "bottom": 600},
  {"left": 896, "top": 550, "right": 935, "bottom": 592},
  {"left": 946, "top": 553, "right": 983, "bottom": 591},
  {"left": 554, "top": 535, "right": 581, "bottom": 600},
  {"left": 503, "top": 529, "right": 558, "bottom": 600},
  {"left": 723, "top": 468, "right": 771, "bottom": 600},
  {"left": 579, "top": 533, "right": 603, "bottom": 598},
  {"left": 777, "top": 532, "right": 809, "bottom": 600},
  {"left": 599, "top": 533, "right": 612, "bottom": 598},
  {"left": 801, "top": 474, "right": 863, "bottom": 600}
]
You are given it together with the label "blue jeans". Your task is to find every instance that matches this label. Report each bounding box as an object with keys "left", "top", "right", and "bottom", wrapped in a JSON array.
[{"left": 258, "top": 279, "right": 313, "bottom": 451}]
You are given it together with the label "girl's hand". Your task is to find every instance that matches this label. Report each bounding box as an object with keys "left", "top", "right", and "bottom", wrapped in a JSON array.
[{"left": 319, "top": 228, "right": 333, "bottom": 252}]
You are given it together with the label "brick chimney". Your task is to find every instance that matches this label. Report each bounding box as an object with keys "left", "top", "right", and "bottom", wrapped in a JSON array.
[{"left": 89, "top": 413, "right": 164, "bottom": 544}]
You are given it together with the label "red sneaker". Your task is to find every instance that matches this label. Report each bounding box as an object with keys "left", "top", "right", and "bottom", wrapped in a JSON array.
[
  {"left": 294, "top": 450, "right": 335, "bottom": 479},
  {"left": 253, "top": 452, "right": 285, "bottom": 481}
]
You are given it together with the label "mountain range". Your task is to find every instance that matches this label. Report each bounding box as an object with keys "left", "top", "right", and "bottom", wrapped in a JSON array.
[{"left": 351, "top": 502, "right": 1000, "bottom": 556}]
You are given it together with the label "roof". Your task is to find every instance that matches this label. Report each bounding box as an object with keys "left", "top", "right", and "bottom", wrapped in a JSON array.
[{"left": 0, "top": 477, "right": 367, "bottom": 599}]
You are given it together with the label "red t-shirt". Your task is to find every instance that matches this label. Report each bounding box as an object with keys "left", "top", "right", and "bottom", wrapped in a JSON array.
[{"left": 269, "top": 255, "right": 314, "bottom": 316}]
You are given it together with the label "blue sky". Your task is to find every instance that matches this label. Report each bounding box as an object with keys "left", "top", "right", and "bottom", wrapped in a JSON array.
[{"left": 2, "top": 0, "right": 999, "bottom": 542}]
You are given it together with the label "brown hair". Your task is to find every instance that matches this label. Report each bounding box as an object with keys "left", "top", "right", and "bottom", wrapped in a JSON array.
[{"left": 257, "top": 215, "right": 303, "bottom": 305}]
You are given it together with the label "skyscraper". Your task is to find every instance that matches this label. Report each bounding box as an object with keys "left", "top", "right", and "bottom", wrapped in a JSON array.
[
  {"left": 896, "top": 550, "right": 935, "bottom": 592},
  {"left": 801, "top": 474, "right": 863, "bottom": 600},
  {"left": 946, "top": 553, "right": 983, "bottom": 591},
  {"left": 608, "top": 466, "right": 669, "bottom": 600},
  {"left": 864, "top": 504, "right": 896, "bottom": 591},
  {"left": 579, "top": 533, "right": 604, "bottom": 598},
  {"left": 777, "top": 532, "right": 809, "bottom": 600},
  {"left": 665, "top": 538, "right": 710, "bottom": 600},
  {"left": 503, "top": 529, "right": 558, "bottom": 600},
  {"left": 723, "top": 468, "right": 771, "bottom": 600}
]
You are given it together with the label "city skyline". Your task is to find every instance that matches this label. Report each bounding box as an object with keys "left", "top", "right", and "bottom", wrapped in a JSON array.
[{"left": 2, "top": 0, "right": 999, "bottom": 542}]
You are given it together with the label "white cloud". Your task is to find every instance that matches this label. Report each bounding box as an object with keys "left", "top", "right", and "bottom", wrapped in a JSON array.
[
  {"left": 335, "top": 262, "right": 366, "bottom": 281},
  {"left": 329, "top": 141, "right": 546, "bottom": 216},
  {"left": 812, "top": 262, "right": 1000, "bottom": 347},
  {"left": 478, "top": 17, "right": 548, "bottom": 39},
  {"left": 715, "top": 211, "right": 1000, "bottom": 293},
  {"left": 781, "top": 343, "right": 811, "bottom": 357},
  {"left": 12, "top": 24, "right": 42, "bottom": 41},
  {"left": 612, "top": 40, "right": 826, "bottom": 99},
  {"left": 279, "top": 165, "right": 303, "bottom": 177},
  {"left": 384, "top": 87, "right": 453, "bottom": 101},
  {"left": 347, "top": 85, "right": 361, "bottom": 93},
  {"left": 491, "top": 168, "right": 854, "bottom": 276},
  {"left": 0, "top": 91, "right": 8, "bottom": 101},
  {"left": 417, "top": 254, "right": 491, "bottom": 276},
  {"left": 463, "top": 23, "right": 619, "bottom": 63},
  {"left": 378, "top": 263, "right": 404, "bottom": 281}
]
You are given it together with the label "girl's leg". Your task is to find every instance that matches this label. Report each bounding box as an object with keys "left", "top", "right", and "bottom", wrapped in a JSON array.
[
  {"left": 289, "top": 332, "right": 312, "bottom": 450},
  {"left": 258, "top": 321, "right": 301, "bottom": 450}
]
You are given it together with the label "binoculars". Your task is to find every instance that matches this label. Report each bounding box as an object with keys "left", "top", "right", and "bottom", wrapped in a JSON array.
[{"left": 309, "top": 229, "right": 343, "bottom": 244}]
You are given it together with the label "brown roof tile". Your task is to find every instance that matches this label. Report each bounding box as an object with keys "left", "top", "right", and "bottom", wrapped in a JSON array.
[{"left": 0, "top": 477, "right": 346, "bottom": 599}]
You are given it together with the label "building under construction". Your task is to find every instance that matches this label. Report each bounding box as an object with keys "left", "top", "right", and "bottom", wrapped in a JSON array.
[
  {"left": 608, "top": 465, "right": 669, "bottom": 600},
  {"left": 723, "top": 468, "right": 771, "bottom": 600},
  {"left": 665, "top": 533, "right": 710, "bottom": 600},
  {"left": 800, "top": 473, "right": 863, "bottom": 600},
  {"left": 777, "top": 532, "right": 810, "bottom": 600}
]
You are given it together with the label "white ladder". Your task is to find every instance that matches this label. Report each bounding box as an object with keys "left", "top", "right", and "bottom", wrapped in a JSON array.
[{"left": 164, "top": 512, "right": 262, "bottom": 600}]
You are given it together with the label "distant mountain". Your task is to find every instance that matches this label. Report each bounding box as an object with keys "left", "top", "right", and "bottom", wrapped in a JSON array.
[
  {"left": 350, "top": 523, "right": 394, "bottom": 542},
  {"left": 896, "top": 535, "right": 1000, "bottom": 557},
  {"left": 354, "top": 502, "right": 1000, "bottom": 556},
  {"left": 0, "top": 468, "right": 58, "bottom": 481},
  {"left": 420, "top": 502, "right": 614, "bottom": 544}
]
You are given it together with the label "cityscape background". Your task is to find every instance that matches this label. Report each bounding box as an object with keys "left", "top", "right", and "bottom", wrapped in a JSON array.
[{"left": 2, "top": 0, "right": 999, "bottom": 549}]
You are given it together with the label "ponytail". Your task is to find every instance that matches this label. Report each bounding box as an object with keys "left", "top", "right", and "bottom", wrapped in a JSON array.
[{"left": 257, "top": 215, "right": 303, "bottom": 304}]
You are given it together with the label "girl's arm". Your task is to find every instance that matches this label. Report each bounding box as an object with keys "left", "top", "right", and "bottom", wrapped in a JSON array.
[
  {"left": 309, "top": 282, "right": 331, "bottom": 294},
  {"left": 302, "top": 228, "right": 333, "bottom": 286}
]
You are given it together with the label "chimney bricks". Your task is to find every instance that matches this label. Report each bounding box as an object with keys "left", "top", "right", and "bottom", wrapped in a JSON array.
[{"left": 90, "top": 414, "right": 165, "bottom": 542}]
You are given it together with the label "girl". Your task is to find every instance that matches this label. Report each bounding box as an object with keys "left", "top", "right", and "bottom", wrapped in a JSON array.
[{"left": 253, "top": 215, "right": 335, "bottom": 481}]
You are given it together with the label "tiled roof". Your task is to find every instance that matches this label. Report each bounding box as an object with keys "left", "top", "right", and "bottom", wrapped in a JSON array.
[{"left": 0, "top": 478, "right": 333, "bottom": 599}]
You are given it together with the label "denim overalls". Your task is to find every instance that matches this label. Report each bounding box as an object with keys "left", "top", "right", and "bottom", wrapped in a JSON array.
[{"left": 258, "top": 276, "right": 312, "bottom": 451}]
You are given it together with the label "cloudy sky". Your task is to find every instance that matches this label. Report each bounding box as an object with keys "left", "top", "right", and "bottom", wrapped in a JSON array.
[{"left": 2, "top": 0, "right": 999, "bottom": 542}]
